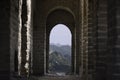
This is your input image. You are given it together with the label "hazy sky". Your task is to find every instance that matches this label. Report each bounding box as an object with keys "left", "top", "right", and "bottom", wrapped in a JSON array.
[{"left": 50, "top": 24, "right": 71, "bottom": 46}]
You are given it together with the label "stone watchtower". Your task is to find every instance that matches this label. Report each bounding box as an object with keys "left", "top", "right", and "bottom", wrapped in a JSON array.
[{"left": 0, "top": 0, "right": 120, "bottom": 80}]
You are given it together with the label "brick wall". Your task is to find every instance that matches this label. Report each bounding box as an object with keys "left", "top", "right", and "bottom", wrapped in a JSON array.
[
  {"left": 107, "top": 0, "right": 116, "bottom": 80},
  {"left": 96, "top": 0, "right": 108, "bottom": 80},
  {"left": 111, "top": 0, "right": 120, "bottom": 80},
  {"left": 88, "top": 0, "right": 97, "bottom": 80},
  {"left": 80, "top": 0, "right": 89, "bottom": 80},
  {"left": 32, "top": 6, "right": 46, "bottom": 75}
]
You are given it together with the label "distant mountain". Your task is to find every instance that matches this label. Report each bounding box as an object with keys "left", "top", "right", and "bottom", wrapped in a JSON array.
[
  {"left": 49, "top": 44, "right": 71, "bottom": 74},
  {"left": 50, "top": 44, "right": 71, "bottom": 58}
]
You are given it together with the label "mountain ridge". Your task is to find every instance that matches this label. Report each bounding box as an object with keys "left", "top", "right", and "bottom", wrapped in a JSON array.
[{"left": 49, "top": 44, "right": 71, "bottom": 74}]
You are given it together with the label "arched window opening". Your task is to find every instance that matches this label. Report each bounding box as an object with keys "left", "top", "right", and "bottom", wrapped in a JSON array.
[{"left": 48, "top": 24, "right": 72, "bottom": 75}]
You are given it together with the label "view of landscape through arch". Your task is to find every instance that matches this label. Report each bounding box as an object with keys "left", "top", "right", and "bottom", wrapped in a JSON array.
[{"left": 48, "top": 24, "right": 72, "bottom": 75}]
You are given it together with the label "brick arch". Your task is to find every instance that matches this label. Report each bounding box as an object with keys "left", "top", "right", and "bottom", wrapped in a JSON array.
[
  {"left": 46, "top": 6, "right": 75, "bottom": 21},
  {"left": 45, "top": 9, "right": 77, "bottom": 74},
  {"left": 32, "top": 0, "right": 81, "bottom": 76},
  {"left": 46, "top": 9, "right": 75, "bottom": 34}
]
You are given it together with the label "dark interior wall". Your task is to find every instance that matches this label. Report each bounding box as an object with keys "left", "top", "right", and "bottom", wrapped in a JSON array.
[
  {"left": 0, "top": 0, "right": 19, "bottom": 79},
  {"left": 101, "top": 0, "right": 120, "bottom": 80},
  {"left": 88, "top": 0, "right": 97, "bottom": 80},
  {"left": 32, "top": 1, "right": 46, "bottom": 74},
  {"left": 96, "top": 0, "right": 108, "bottom": 80},
  {"left": 107, "top": 0, "right": 116, "bottom": 80},
  {"left": 0, "top": 0, "right": 11, "bottom": 80},
  {"left": 111, "top": 0, "right": 120, "bottom": 80},
  {"left": 95, "top": 0, "right": 120, "bottom": 80},
  {"left": 10, "top": 0, "right": 19, "bottom": 77}
]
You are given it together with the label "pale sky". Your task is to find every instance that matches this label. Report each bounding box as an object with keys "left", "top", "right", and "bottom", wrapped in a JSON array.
[{"left": 50, "top": 24, "right": 71, "bottom": 46}]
